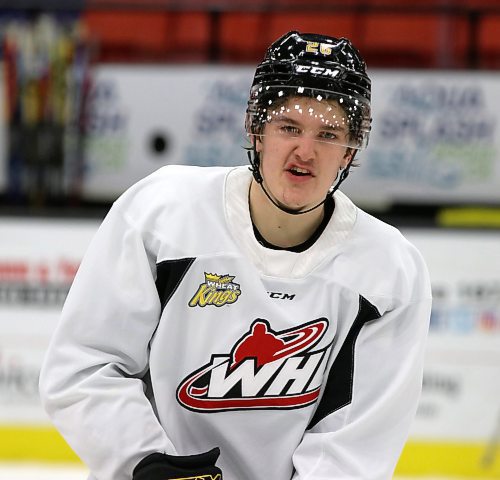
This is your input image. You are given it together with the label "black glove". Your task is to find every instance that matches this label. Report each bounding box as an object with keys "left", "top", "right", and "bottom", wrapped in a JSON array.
[{"left": 132, "top": 447, "right": 222, "bottom": 480}]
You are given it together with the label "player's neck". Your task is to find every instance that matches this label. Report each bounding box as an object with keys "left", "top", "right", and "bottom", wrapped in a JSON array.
[{"left": 248, "top": 180, "right": 325, "bottom": 249}]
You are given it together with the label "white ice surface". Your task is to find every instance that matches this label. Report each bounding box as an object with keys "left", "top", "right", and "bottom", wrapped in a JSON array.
[{"left": 0, "top": 464, "right": 490, "bottom": 480}]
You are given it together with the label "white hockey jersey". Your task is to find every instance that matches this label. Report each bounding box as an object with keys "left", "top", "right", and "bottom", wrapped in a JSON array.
[{"left": 39, "top": 165, "right": 432, "bottom": 480}]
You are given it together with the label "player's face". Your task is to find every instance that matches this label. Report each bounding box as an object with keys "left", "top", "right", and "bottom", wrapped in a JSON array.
[{"left": 255, "top": 96, "right": 353, "bottom": 212}]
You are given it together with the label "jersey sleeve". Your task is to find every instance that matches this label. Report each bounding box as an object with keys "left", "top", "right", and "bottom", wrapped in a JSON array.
[
  {"left": 291, "top": 295, "right": 432, "bottom": 480},
  {"left": 39, "top": 202, "right": 174, "bottom": 480}
]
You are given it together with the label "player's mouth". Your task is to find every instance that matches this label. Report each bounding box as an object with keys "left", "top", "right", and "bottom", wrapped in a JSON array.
[{"left": 287, "top": 166, "right": 313, "bottom": 177}]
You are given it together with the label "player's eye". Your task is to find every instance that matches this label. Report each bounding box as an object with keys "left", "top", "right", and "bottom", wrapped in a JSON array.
[
  {"left": 279, "top": 124, "right": 301, "bottom": 136},
  {"left": 318, "top": 130, "right": 338, "bottom": 141}
]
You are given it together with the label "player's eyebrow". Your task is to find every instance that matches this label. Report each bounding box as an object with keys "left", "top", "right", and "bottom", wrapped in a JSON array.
[
  {"left": 271, "top": 115, "right": 301, "bottom": 126},
  {"left": 320, "top": 123, "right": 347, "bottom": 133},
  {"left": 272, "top": 114, "right": 347, "bottom": 133}
]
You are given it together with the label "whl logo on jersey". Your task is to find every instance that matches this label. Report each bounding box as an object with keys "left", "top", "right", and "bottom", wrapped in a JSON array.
[
  {"left": 189, "top": 272, "right": 241, "bottom": 307},
  {"left": 177, "top": 318, "right": 330, "bottom": 411}
]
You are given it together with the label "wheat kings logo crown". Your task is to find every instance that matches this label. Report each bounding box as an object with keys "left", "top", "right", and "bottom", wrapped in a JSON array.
[{"left": 177, "top": 318, "right": 330, "bottom": 412}]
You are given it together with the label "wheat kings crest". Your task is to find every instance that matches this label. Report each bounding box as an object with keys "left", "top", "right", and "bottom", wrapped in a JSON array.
[{"left": 189, "top": 272, "right": 242, "bottom": 307}]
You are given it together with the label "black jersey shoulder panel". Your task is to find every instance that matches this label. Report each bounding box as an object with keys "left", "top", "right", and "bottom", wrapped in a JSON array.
[{"left": 156, "top": 258, "right": 196, "bottom": 313}]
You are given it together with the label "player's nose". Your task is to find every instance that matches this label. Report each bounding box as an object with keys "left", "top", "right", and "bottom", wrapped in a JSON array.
[{"left": 293, "top": 134, "right": 316, "bottom": 162}]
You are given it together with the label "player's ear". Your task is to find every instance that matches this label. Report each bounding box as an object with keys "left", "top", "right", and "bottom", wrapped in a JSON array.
[
  {"left": 254, "top": 134, "right": 263, "bottom": 153},
  {"left": 252, "top": 133, "right": 262, "bottom": 152},
  {"left": 343, "top": 147, "right": 355, "bottom": 167}
]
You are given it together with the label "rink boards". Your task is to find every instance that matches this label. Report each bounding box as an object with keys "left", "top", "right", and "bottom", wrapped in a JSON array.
[{"left": 0, "top": 218, "right": 499, "bottom": 477}]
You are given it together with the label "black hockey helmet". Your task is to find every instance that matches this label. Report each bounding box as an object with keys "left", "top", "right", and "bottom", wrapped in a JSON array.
[{"left": 245, "top": 30, "right": 372, "bottom": 150}]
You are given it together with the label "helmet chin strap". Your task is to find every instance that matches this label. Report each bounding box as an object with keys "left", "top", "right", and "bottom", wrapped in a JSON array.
[{"left": 247, "top": 148, "right": 351, "bottom": 216}]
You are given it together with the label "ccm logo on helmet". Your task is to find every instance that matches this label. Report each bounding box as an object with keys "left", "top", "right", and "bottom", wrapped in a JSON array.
[{"left": 295, "top": 64, "right": 340, "bottom": 78}]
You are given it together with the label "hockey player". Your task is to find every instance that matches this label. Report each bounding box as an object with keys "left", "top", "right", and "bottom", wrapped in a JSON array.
[{"left": 39, "top": 31, "right": 432, "bottom": 480}]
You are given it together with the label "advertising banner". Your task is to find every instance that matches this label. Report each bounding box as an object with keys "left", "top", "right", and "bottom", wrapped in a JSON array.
[
  {"left": 345, "top": 72, "right": 500, "bottom": 207},
  {"left": 82, "top": 66, "right": 252, "bottom": 199},
  {"left": 0, "top": 67, "right": 6, "bottom": 194},
  {"left": 401, "top": 229, "right": 500, "bottom": 476},
  {"left": 406, "top": 230, "right": 500, "bottom": 441},
  {"left": 0, "top": 218, "right": 97, "bottom": 423},
  {"left": 80, "top": 67, "right": 500, "bottom": 207}
]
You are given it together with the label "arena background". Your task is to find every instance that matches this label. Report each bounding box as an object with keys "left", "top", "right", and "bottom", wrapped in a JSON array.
[{"left": 0, "top": 1, "right": 499, "bottom": 478}]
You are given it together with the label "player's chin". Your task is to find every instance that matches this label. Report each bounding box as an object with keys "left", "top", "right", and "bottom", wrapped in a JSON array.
[
  {"left": 284, "top": 189, "right": 322, "bottom": 207},
  {"left": 282, "top": 196, "right": 320, "bottom": 213}
]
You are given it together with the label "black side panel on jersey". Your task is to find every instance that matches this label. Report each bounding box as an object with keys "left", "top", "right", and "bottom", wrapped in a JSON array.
[
  {"left": 156, "top": 258, "right": 196, "bottom": 313},
  {"left": 307, "top": 295, "right": 381, "bottom": 429}
]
